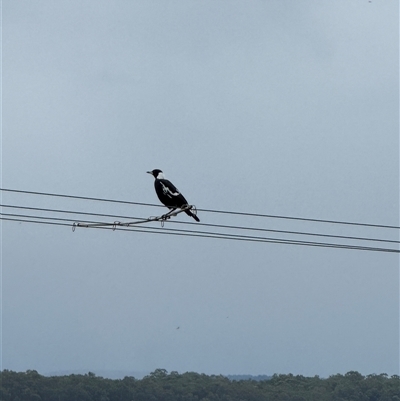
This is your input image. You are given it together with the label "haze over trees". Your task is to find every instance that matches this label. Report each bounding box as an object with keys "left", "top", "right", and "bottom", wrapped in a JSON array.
[{"left": 1, "top": 369, "right": 399, "bottom": 401}]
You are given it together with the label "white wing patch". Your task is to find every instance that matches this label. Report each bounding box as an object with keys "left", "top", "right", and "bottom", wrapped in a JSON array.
[{"left": 161, "top": 182, "right": 180, "bottom": 198}]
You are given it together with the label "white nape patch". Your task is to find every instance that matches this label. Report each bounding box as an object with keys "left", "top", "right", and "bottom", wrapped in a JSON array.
[{"left": 156, "top": 172, "right": 165, "bottom": 179}]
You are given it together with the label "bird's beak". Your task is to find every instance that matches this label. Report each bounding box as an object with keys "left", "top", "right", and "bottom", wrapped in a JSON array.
[{"left": 146, "top": 171, "right": 152, "bottom": 175}]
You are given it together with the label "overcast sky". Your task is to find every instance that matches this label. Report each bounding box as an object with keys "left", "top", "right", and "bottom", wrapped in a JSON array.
[{"left": 1, "top": 0, "right": 399, "bottom": 378}]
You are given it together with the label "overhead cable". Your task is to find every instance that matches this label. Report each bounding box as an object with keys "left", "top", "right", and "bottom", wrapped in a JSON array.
[
  {"left": 1, "top": 187, "right": 399, "bottom": 229},
  {"left": 1, "top": 212, "right": 399, "bottom": 254},
  {"left": 1, "top": 204, "right": 399, "bottom": 245}
]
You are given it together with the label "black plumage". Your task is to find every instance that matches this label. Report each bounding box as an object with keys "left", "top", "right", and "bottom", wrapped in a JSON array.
[{"left": 147, "top": 169, "right": 200, "bottom": 222}]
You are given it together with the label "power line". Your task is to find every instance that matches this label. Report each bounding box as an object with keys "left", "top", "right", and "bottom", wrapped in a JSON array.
[
  {"left": 0, "top": 188, "right": 160, "bottom": 208},
  {"left": 198, "top": 207, "right": 400, "bottom": 230},
  {"left": 1, "top": 187, "right": 399, "bottom": 230},
  {"left": 1, "top": 204, "right": 399, "bottom": 245},
  {"left": 1, "top": 188, "right": 399, "bottom": 253},
  {"left": 1, "top": 212, "right": 399, "bottom": 254}
]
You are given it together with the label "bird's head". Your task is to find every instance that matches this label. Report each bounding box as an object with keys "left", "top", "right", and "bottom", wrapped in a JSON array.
[{"left": 147, "top": 169, "right": 165, "bottom": 179}]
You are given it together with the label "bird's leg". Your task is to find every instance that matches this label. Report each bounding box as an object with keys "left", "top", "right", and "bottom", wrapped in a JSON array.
[{"left": 161, "top": 208, "right": 177, "bottom": 220}]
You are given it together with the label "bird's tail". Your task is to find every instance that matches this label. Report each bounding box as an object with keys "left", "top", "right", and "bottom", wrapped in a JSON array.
[{"left": 185, "top": 209, "right": 200, "bottom": 222}]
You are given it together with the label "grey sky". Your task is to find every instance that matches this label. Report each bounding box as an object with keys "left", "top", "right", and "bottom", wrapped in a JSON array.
[{"left": 1, "top": 1, "right": 399, "bottom": 377}]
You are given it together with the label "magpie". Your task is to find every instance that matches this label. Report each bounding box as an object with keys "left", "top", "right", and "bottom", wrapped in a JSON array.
[{"left": 147, "top": 169, "right": 200, "bottom": 222}]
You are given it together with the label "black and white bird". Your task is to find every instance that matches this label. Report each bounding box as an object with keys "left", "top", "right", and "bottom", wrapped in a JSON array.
[{"left": 147, "top": 169, "right": 200, "bottom": 222}]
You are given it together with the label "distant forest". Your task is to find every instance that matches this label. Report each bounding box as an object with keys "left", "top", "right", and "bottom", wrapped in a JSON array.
[{"left": 1, "top": 369, "right": 399, "bottom": 401}]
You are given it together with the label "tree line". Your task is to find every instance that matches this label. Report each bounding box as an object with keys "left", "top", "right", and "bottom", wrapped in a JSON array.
[{"left": 1, "top": 368, "right": 399, "bottom": 401}]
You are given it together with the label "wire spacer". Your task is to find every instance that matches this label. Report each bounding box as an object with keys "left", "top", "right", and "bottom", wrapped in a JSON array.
[
  {"left": 72, "top": 222, "right": 77, "bottom": 232},
  {"left": 191, "top": 204, "right": 198, "bottom": 217}
]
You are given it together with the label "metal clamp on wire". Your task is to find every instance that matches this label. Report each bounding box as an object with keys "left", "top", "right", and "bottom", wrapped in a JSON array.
[{"left": 190, "top": 204, "right": 198, "bottom": 218}]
